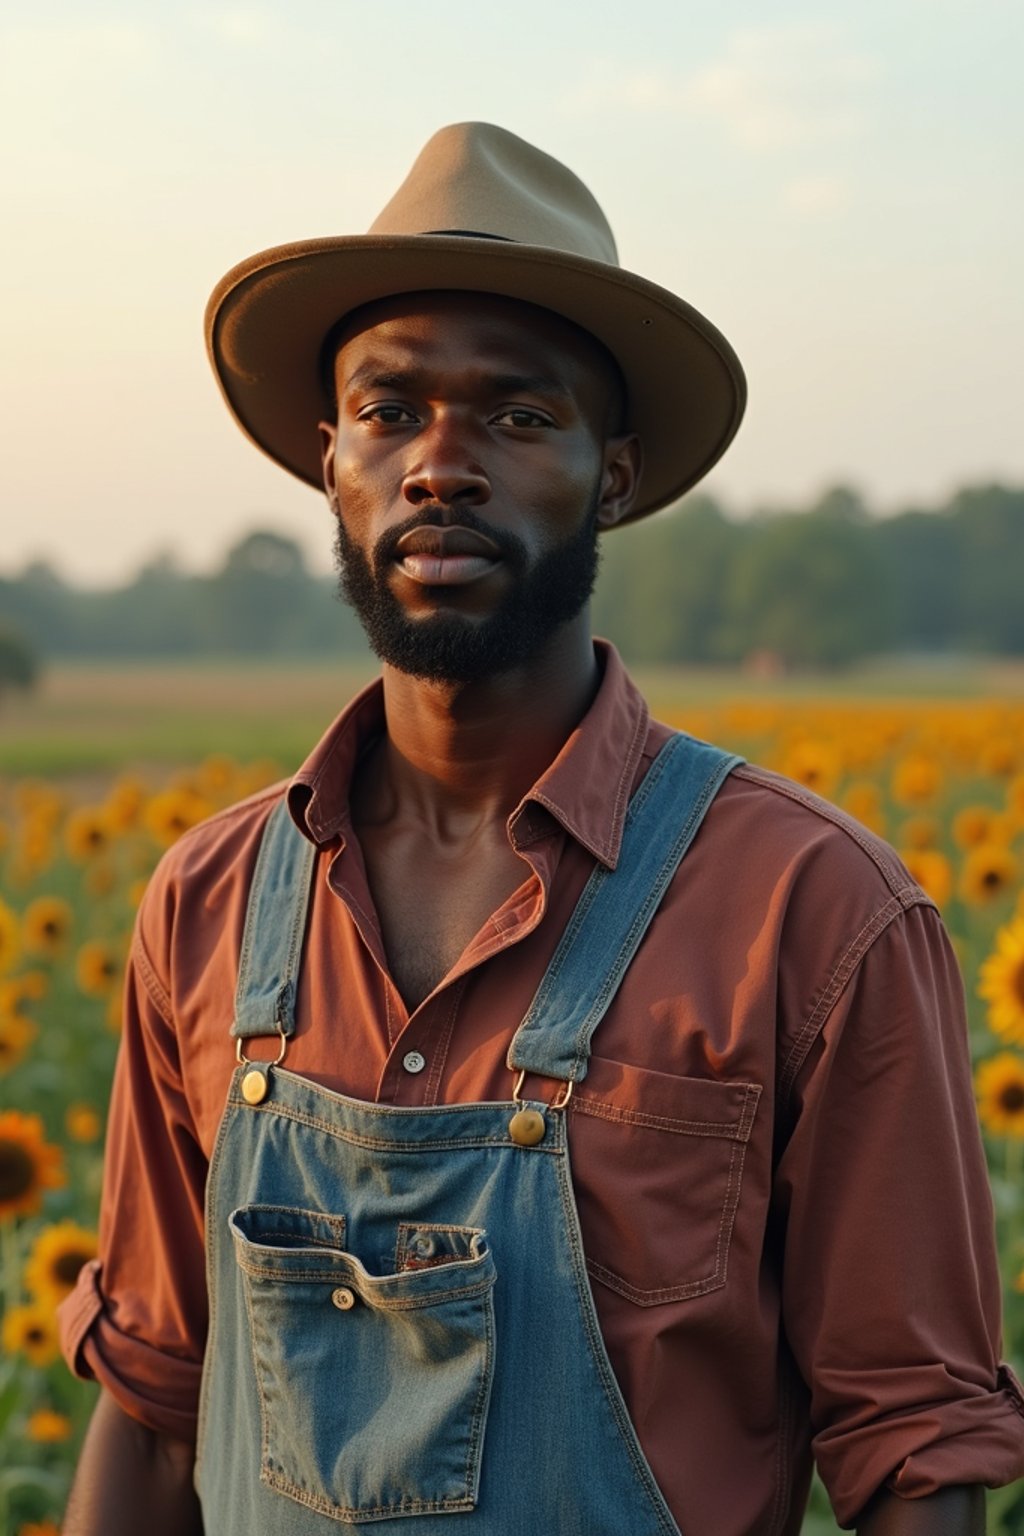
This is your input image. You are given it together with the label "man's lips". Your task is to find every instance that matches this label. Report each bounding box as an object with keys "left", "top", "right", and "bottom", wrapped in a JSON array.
[{"left": 392, "top": 524, "right": 503, "bottom": 586}]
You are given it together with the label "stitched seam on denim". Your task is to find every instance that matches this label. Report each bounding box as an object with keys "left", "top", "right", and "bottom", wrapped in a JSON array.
[
  {"left": 195, "top": 1094, "right": 240, "bottom": 1470},
  {"left": 779, "top": 895, "right": 924, "bottom": 1108},
  {"left": 261, "top": 1470, "right": 474, "bottom": 1519},
  {"left": 231, "top": 1098, "right": 562, "bottom": 1152},
  {"left": 566, "top": 748, "right": 740, "bottom": 1076},
  {"left": 238, "top": 1263, "right": 274, "bottom": 1500},
  {"left": 574, "top": 1093, "right": 758, "bottom": 1142},
  {"left": 423, "top": 977, "right": 465, "bottom": 1106},
  {"left": 508, "top": 737, "right": 683, "bottom": 1070},
  {"left": 237, "top": 1268, "right": 495, "bottom": 1309},
  {"left": 464, "top": 1286, "right": 494, "bottom": 1501},
  {"left": 555, "top": 1145, "right": 681, "bottom": 1533},
  {"left": 234, "top": 799, "right": 284, "bottom": 1030},
  {"left": 234, "top": 1206, "right": 347, "bottom": 1249},
  {"left": 395, "top": 1221, "right": 482, "bottom": 1269}
]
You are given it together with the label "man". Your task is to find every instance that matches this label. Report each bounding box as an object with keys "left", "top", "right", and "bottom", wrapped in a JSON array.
[{"left": 61, "top": 124, "right": 1023, "bottom": 1535}]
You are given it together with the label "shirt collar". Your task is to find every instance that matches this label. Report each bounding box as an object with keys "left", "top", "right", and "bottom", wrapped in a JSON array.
[{"left": 287, "top": 640, "right": 650, "bottom": 871}]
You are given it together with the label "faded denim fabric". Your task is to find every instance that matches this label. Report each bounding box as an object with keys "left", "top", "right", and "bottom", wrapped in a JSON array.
[{"left": 196, "top": 733, "right": 741, "bottom": 1532}]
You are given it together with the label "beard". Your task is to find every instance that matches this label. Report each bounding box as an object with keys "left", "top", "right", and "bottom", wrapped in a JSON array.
[{"left": 333, "top": 497, "right": 602, "bottom": 684}]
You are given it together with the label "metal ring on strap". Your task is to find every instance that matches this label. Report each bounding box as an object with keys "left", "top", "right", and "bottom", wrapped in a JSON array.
[
  {"left": 512, "top": 1067, "right": 574, "bottom": 1112},
  {"left": 236, "top": 1026, "right": 288, "bottom": 1068}
]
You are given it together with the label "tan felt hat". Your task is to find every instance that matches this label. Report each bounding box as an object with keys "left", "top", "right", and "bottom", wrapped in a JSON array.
[{"left": 205, "top": 122, "right": 746, "bottom": 524}]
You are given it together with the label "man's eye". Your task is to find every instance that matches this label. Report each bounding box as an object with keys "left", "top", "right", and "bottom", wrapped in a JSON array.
[
  {"left": 492, "top": 408, "right": 552, "bottom": 429},
  {"left": 359, "top": 404, "right": 417, "bottom": 425}
]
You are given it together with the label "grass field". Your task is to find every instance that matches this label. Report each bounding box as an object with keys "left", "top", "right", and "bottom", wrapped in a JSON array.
[
  {"left": 2, "top": 659, "right": 1023, "bottom": 1534},
  {"left": 4, "top": 656, "right": 1024, "bottom": 777}
]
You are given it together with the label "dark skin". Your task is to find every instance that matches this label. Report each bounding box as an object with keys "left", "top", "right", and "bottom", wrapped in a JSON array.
[{"left": 63, "top": 292, "right": 984, "bottom": 1533}]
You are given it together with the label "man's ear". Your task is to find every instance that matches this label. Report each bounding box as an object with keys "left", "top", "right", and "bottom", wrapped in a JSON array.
[
  {"left": 318, "top": 421, "right": 338, "bottom": 509},
  {"left": 596, "top": 434, "right": 644, "bottom": 530}
]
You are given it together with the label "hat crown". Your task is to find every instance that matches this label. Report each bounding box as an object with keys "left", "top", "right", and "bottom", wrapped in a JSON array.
[{"left": 368, "top": 122, "right": 619, "bottom": 266}]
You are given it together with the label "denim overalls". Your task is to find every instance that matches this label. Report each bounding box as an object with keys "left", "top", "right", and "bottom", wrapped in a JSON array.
[{"left": 195, "top": 732, "right": 741, "bottom": 1533}]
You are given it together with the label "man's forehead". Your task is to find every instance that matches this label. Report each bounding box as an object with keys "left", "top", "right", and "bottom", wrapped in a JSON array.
[{"left": 328, "top": 290, "right": 622, "bottom": 401}]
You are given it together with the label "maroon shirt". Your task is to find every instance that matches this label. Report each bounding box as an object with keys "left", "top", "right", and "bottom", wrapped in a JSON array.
[{"left": 61, "top": 644, "right": 1024, "bottom": 1533}]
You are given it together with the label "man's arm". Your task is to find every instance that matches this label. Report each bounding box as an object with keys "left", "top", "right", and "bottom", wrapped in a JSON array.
[
  {"left": 856, "top": 1484, "right": 985, "bottom": 1534},
  {"left": 63, "top": 1388, "right": 203, "bottom": 1536}
]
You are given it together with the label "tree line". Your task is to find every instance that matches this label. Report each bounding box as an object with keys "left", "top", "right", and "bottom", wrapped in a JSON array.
[{"left": 1, "top": 483, "right": 1021, "bottom": 673}]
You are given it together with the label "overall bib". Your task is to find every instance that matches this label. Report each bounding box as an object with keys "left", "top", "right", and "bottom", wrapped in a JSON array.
[{"left": 196, "top": 733, "right": 741, "bottom": 1533}]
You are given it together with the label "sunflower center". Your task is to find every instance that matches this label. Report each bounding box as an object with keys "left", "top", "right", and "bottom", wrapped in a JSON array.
[
  {"left": 0, "top": 1142, "right": 34, "bottom": 1201},
  {"left": 54, "top": 1250, "right": 90, "bottom": 1285},
  {"left": 982, "top": 869, "right": 1005, "bottom": 890},
  {"left": 26, "top": 1325, "right": 45, "bottom": 1345},
  {"left": 999, "top": 1083, "right": 1024, "bottom": 1114}
]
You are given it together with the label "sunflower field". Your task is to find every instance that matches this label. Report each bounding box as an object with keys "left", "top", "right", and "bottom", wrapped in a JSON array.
[{"left": 1, "top": 699, "right": 1024, "bottom": 1534}]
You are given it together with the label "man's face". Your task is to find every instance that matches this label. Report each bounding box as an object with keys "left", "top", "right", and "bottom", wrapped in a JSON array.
[{"left": 319, "top": 291, "right": 638, "bottom": 684}]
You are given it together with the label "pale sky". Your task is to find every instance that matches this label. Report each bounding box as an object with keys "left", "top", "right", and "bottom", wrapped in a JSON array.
[{"left": 1, "top": 0, "right": 1021, "bottom": 584}]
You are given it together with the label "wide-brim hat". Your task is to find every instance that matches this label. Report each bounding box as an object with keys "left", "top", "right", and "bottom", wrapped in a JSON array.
[{"left": 205, "top": 122, "right": 746, "bottom": 526}]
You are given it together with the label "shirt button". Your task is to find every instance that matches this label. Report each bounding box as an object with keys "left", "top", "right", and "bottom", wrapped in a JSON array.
[
  {"left": 403, "top": 1051, "right": 426, "bottom": 1074},
  {"left": 331, "top": 1287, "right": 356, "bottom": 1310}
]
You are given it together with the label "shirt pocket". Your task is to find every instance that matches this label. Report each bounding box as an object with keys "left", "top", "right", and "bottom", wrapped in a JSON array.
[
  {"left": 229, "top": 1203, "right": 496, "bottom": 1522},
  {"left": 569, "top": 1058, "right": 761, "bottom": 1307}
]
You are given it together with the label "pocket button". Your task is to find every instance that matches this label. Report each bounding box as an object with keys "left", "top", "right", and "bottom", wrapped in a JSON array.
[
  {"left": 331, "top": 1287, "right": 356, "bottom": 1311},
  {"left": 411, "top": 1233, "right": 436, "bottom": 1259}
]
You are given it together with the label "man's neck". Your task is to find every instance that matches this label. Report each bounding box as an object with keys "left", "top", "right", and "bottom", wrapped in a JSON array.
[{"left": 358, "top": 621, "right": 600, "bottom": 836}]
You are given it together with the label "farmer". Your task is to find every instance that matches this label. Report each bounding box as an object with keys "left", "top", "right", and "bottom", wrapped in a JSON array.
[{"left": 61, "top": 123, "right": 1023, "bottom": 1535}]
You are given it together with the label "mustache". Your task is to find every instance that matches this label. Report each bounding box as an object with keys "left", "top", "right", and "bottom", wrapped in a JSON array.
[{"left": 372, "top": 508, "right": 529, "bottom": 572}]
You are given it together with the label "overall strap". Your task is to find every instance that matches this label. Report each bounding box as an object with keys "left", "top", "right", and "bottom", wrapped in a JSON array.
[
  {"left": 508, "top": 733, "right": 742, "bottom": 1085},
  {"left": 232, "top": 798, "right": 317, "bottom": 1042}
]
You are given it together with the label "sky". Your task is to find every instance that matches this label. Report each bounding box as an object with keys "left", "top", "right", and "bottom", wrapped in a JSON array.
[{"left": 1, "top": 0, "right": 1021, "bottom": 585}]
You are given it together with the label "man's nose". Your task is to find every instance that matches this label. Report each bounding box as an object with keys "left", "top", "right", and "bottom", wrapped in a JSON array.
[{"left": 401, "top": 417, "right": 491, "bottom": 508}]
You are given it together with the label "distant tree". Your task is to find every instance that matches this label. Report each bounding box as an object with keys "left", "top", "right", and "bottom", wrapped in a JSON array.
[
  {"left": 719, "top": 510, "right": 892, "bottom": 668},
  {"left": 0, "top": 625, "right": 40, "bottom": 702}
]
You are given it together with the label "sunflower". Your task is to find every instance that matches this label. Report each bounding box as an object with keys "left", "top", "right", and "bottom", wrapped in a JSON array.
[
  {"left": 75, "top": 940, "right": 121, "bottom": 998},
  {"left": 0, "top": 899, "right": 21, "bottom": 977},
  {"left": 0, "top": 1011, "right": 37, "bottom": 1076},
  {"left": 65, "top": 1102, "right": 102, "bottom": 1143},
  {"left": 979, "top": 916, "right": 1024, "bottom": 1046},
  {"left": 975, "top": 1052, "right": 1024, "bottom": 1138},
  {"left": 900, "top": 849, "right": 953, "bottom": 909},
  {"left": 901, "top": 816, "right": 938, "bottom": 850},
  {"left": 959, "top": 844, "right": 1018, "bottom": 905},
  {"left": 780, "top": 740, "right": 841, "bottom": 800},
  {"left": 22, "top": 896, "right": 73, "bottom": 957},
  {"left": 105, "top": 774, "right": 147, "bottom": 831},
  {"left": 841, "top": 781, "right": 886, "bottom": 836},
  {"left": 1, "top": 1302, "right": 60, "bottom": 1367},
  {"left": 144, "top": 787, "right": 212, "bottom": 849},
  {"left": 25, "top": 1220, "right": 98, "bottom": 1304},
  {"left": 64, "top": 806, "right": 112, "bottom": 862},
  {"left": 26, "top": 1407, "right": 72, "bottom": 1442},
  {"left": 892, "top": 754, "right": 943, "bottom": 806},
  {"left": 0, "top": 1111, "right": 65, "bottom": 1218}
]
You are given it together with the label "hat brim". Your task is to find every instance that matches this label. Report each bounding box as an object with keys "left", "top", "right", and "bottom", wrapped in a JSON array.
[{"left": 205, "top": 234, "right": 746, "bottom": 525}]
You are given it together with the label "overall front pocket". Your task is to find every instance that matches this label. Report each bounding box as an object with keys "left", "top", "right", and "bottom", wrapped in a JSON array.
[{"left": 229, "top": 1205, "right": 496, "bottom": 1524}]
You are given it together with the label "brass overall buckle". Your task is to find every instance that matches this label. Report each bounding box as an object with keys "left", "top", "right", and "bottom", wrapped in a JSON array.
[
  {"left": 508, "top": 1068, "right": 573, "bottom": 1146},
  {"left": 237, "top": 1027, "right": 288, "bottom": 1105}
]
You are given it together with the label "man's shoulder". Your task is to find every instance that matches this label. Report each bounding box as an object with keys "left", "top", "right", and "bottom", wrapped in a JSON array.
[
  {"left": 135, "top": 780, "right": 292, "bottom": 973},
  {"left": 722, "top": 759, "right": 919, "bottom": 904}
]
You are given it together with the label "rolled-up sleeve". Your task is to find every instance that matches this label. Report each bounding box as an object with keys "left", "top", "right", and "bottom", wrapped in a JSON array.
[
  {"left": 777, "top": 900, "right": 1024, "bottom": 1526},
  {"left": 58, "top": 908, "right": 209, "bottom": 1442}
]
